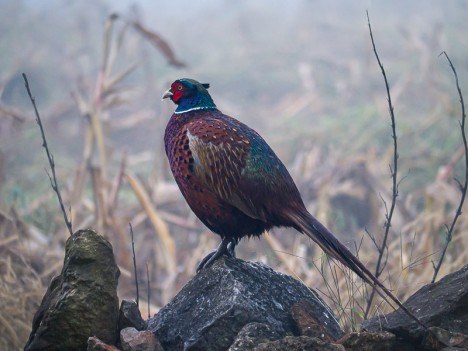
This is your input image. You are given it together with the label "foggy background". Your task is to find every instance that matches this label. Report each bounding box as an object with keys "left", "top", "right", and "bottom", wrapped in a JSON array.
[{"left": 1, "top": 0, "right": 467, "bottom": 348}]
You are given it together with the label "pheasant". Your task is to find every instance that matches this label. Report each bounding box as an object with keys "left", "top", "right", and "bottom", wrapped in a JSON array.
[{"left": 162, "top": 78, "right": 424, "bottom": 326}]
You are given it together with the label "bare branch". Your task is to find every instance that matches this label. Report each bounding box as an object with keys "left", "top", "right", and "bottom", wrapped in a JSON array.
[
  {"left": 22, "top": 73, "right": 73, "bottom": 236},
  {"left": 146, "top": 262, "right": 151, "bottom": 319},
  {"left": 129, "top": 223, "right": 139, "bottom": 307},
  {"left": 364, "top": 227, "right": 379, "bottom": 250},
  {"left": 364, "top": 12, "right": 401, "bottom": 318},
  {"left": 431, "top": 52, "right": 468, "bottom": 283}
]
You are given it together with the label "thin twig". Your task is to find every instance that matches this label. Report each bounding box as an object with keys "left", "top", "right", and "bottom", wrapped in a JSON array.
[
  {"left": 146, "top": 262, "right": 151, "bottom": 319},
  {"left": 129, "top": 223, "right": 139, "bottom": 307},
  {"left": 431, "top": 52, "right": 468, "bottom": 283},
  {"left": 22, "top": 73, "right": 73, "bottom": 236},
  {"left": 364, "top": 12, "right": 400, "bottom": 318}
]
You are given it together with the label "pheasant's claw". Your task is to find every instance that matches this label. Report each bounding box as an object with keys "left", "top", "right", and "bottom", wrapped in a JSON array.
[
  {"left": 227, "top": 237, "right": 239, "bottom": 258},
  {"left": 196, "top": 237, "right": 238, "bottom": 272}
]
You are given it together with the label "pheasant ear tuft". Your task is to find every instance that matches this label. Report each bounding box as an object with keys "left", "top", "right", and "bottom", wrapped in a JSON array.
[{"left": 202, "top": 83, "right": 210, "bottom": 89}]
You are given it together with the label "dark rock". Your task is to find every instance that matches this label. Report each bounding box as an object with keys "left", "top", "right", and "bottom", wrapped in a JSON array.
[
  {"left": 422, "top": 327, "right": 468, "bottom": 350},
  {"left": 87, "top": 336, "right": 122, "bottom": 351},
  {"left": 25, "top": 229, "right": 120, "bottom": 351},
  {"left": 291, "top": 300, "right": 337, "bottom": 342},
  {"left": 362, "top": 264, "right": 468, "bottom": 344},
  {"left": 254, "top": 336, "right": 345, "bottom": 351},
  {"left": 120, "top": 327, "right": 164, "bottom": 351},
  {"left": 147, "top": 257, "right": 343, "bottom": 351},
  {"left": 228, "top": 322, "right": 283, "bottom": 351},
  {"left": 119, "top": 299, "right": 145, "bottom": 331},
  {"left": 337, "top": 331, "right": 396, "bottom": 351}
]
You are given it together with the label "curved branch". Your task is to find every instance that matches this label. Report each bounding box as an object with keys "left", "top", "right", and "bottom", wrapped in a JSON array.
[
  {"left": 431, "top": 52, "right": 467, "bottom": 283},
  {"left": 364, "top": 11, "right": 400, "bottom": 318}
]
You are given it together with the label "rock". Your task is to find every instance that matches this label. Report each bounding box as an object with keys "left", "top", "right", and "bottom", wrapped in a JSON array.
[
  {"left": 87, "top": 336, "right": 122, "bottom": 351},
  {"left": 337, "top": 331, "right": 396, "bottom": 351},
  {"left": 362, "top": 264, "right": 468, "bottom": 344},
  {"left": 228, "top": 322, "right": 283, "bottom": 351},
  {"left": 146, "top": 257, "right": 343, "bottom": 351},
  {"left": 254, "top": 336, "right": 345, "bottom": 351},
  {"left": 291, "top": 300, "right": 337, "bottom": 342},
  {"left": 119, "top": 300, "right": 145, "bottom": 331},
  {"left": 24, "top": 229, "right": 120, "bottom": 351},
  {"left": 120, "top": 327, "right": 163, "bottom": 351},
  {"left": 422, "top": 327, "right": 468, "bottom": 350}
]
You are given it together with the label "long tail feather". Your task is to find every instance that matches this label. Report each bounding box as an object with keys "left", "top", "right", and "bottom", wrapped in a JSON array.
[{"left": 288, "top": 209, "right": 427, "bottom": 329}]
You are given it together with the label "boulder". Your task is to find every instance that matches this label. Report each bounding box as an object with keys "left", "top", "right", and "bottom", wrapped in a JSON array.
[
  {"left": 362, "top": 264, "right": 468, "bottom": 345},
  {"left": 24, "top": 229, "right": 120, "bottom": 351},
  {"left": 120, "top": 327, "right": 164, "bottom": 351},
  {"left": 119, "top": 299, "right": 145, "bottom": 331},
  {"left": 146, "top": 256, "right": 343, "bottom": 351}
]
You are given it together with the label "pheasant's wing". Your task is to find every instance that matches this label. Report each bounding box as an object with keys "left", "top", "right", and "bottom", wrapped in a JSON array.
[
  {"left": 187, "top": 116, "right": 257, "bottom": 217},
  {"left": 187, "top": 114, "right": 301, "bottom": 222}
]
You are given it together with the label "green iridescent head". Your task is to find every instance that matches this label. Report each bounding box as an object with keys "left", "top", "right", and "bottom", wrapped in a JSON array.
[{"left": 162, "top": 78, "right": 217, "bottom": 113}]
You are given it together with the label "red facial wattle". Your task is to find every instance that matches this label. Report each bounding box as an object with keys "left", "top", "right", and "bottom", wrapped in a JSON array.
[{"left": 172, "top": 89, "right": 183, "bottom": 103}]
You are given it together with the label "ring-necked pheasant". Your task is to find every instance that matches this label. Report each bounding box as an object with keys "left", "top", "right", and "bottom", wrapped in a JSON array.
[{"left": 162, "top": 78, "right": 424, "bottom": 326}]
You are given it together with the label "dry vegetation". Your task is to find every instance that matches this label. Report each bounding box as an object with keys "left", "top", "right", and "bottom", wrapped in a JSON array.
[{"left": 1, "top": 1, "right": 467, "bottom": 349}]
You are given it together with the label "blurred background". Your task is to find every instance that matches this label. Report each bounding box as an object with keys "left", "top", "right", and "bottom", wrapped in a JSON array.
[{"left": 1, "top": 0, "right": 467, "bottom": 348}]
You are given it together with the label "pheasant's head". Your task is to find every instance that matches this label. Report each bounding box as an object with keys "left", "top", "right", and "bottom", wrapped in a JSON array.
[{"left": 162, "top": 78, "right": 217, "bottom": 114}]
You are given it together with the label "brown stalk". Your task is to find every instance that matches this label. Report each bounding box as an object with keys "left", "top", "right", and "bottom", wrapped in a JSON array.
[
  {"left": 89, "top": 14, "right": 120, "bottom": 185},
  {"left": 131, "top": 20, "right": 186, "bottom": 68},
  {"left": 125, "top": 173, "right": 176, "bottom": 274},
  {"left": 105, "top": 62, "right": 139, "bottom": 92},
  {"left": 109, "top": 152, "right": 127, "bottom": 210},
  {"left": 72, "top": 14, "right": 138, "bottom": 234},
  {"left": 89, "top": 165, "right": 106, "bottom": 231}
]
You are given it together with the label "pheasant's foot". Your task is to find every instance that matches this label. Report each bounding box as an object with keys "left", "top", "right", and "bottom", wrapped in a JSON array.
[{"left": 196, "top": 237, "right": 238, "bottom": 272}]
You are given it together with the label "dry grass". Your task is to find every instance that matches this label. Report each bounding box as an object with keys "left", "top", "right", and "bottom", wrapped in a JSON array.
[
  {"left": 1, "top": 2, "right": 467, "bottom": 348},
  {"left": 0, "top": 209, "right": 48, "bottom": 350}
]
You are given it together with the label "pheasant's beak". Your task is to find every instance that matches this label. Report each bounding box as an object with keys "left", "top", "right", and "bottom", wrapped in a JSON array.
[{"left": 162, "top": 89, "right": 173, "bottom": 100}]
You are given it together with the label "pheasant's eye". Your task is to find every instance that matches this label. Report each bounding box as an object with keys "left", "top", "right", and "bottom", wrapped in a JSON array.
[{"left": 177, "top": 85, "right": 183, "bottom": 91}]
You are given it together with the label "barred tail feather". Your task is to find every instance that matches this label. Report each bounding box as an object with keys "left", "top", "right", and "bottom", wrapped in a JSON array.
[{"left": 288, "top": 209, "right": 426, "bottom": 329}]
